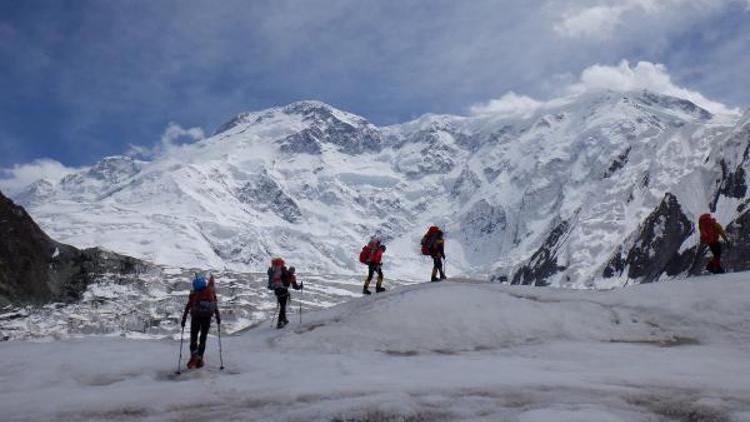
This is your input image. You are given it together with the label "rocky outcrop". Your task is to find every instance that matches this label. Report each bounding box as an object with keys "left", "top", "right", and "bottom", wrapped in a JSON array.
[
  {"left": 0, "top": 191, "right": 147, "bottom": 306},
  {"left": 277, "top": 127, "right": 324, "bottom": 155},
  {"left": 508, "top": 220, "right": 570, "bottom": 286},
  {"left": 602, "top": 193, "right": 692, "bottom": 283}
]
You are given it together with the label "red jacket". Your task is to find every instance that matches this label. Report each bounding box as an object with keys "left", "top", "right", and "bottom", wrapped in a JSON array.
[
  {"left": 368, "top": 246, "right": 384, "bottom": 265},
  {"left": 698, "top": 214, "right": 727, "bottom": 244},
  {"left": 182, "top": 285, "right": 220, "bottom": 321}
]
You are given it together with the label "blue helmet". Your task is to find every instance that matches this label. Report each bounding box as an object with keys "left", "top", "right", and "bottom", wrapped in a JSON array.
[{"left": 192, "top": 275, "right": 207, "bottom": 291}]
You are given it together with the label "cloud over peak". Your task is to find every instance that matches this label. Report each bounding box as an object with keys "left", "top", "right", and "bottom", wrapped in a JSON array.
[{"left": 471, "top": 60, "right": 740, "bottom": 118}]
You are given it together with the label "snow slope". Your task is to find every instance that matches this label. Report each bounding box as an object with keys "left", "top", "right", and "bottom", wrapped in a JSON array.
[
  {"left": 2, "top": 275, "right": 750, "bottom": 421},
  {"left": 10, "top": 93, "right": 747, "bottom": 287}
]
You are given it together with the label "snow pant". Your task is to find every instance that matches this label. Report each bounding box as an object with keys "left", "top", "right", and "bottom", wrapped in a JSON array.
[
  {"left": 431, "top": 255, "right": 445, "bottom": 281},
  {"left": 189, "top": 315, "right": 211, "bottom": 357},
  {"left": 364, "top": 264, "right": 383, "bottom": 289},
  {"left": 708, "top": 242, "right": 723, "bottom": 272},
  {"left": 275, "top": 287, "right": 290, "bottom": 323}
]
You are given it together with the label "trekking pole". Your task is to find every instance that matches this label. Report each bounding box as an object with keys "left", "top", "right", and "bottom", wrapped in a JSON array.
[
  {"left": 175, "top": 326, "right": 185, "bottom": 375},
  {"left": 270, "top": 302, "right": 279, "bottom": 328},
  {"left": 299, "top": 283, "right": 303, "bottom": 324},
  {"left": 217, "top": 322, "right": 224, "bottom": 370}
]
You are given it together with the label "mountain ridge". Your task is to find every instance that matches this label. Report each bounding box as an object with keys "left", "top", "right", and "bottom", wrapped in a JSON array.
[{"left": 10, "top": 90, "right": 749, "bottom": 287}]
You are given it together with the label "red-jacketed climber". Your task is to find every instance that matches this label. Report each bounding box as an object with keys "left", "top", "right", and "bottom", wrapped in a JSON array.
[
  {"left": 181, "top": 274, "right": 221, "bottom": 369},
  {"left": 698, "top": 213, "right": 730, "bottom": 274},
  {"left": 359, "top": 237, "right": 386, "bottom": 295}
]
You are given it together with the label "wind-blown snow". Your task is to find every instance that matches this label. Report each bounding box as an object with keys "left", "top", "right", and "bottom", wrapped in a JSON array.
[{"left": 2, "top": 275, "right": 750, "bottom": 421}]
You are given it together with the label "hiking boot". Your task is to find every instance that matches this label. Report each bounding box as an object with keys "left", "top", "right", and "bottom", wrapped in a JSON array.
[
  {"left": 362, "top": 287, "right": 372, "bottom": 295},
  {"left": 196, "top": 356, "right": 204, "bottom": 368},
  {"left": 431, "top": 277, "right": 439, "bottom": 282},
  {"left": 187, "top": 355, "right": 199, "bottom": 369},
  {"left": 276, "top": 319, "right": 287, "bottom": 329},
  {"left": 376, "top": 286, "right": 386, "bottom": 293},
  {"left": 440, "top": 274, "right": 447, "bottom": 280}
]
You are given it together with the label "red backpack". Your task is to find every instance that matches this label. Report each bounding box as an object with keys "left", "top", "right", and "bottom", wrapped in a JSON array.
[
  {"left": 421, "top": 226, "right": 441, "bottom": 255},
  {"left": 359, "top": 245, "right": 370, "bottom": 264},
  {"left": 698, "top": 213, "right": 718, "bottom": 243},
  {"left": 268, "top": 257, "right": 286, "bottom": 289}
]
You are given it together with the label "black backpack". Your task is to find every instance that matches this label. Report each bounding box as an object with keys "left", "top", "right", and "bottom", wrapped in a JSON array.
[{"left": 192, "top": 289, "right": 217, "bottom": 318}]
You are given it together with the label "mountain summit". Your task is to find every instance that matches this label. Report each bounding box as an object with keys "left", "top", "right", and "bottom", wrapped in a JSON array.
[{"left": 12, "top": 91, "right": 750, "bottom": 286}]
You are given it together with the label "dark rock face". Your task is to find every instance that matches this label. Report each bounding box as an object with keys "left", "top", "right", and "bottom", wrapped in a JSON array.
[
  {"left": 0, "top": 191, "right": 147, "bottom": 306},
  {"left": 509, "top": 220, "right": 570, "bottom": 286},
  {"left": 721, "top": 205, "right": 750, "bottom": 272},
  {"left": 603, "top": 147, "right": 631, "bottom": 179},
  {"left": 602, "top": 193, "right": 692, "bottom": 283},
  {"left": 277, "top": 127, "right": 323, "bottom": 155},
  {"left": 284, "top": 101, "right": 383, "bottom": 155},
  {"left": 711, "top": 160, "right": 747, "bottom": 212},
  {"left": 236, "top": 173, "right": 302, "bottom": 223}
]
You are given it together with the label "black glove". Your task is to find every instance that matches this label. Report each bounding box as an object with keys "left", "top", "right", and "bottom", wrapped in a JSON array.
[{"left": 293, "top": 282, "right": 303, "bottom": 290}]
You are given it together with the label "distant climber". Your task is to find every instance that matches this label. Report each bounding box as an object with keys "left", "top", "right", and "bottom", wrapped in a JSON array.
[
  {"left": 359, "top": 237, "right": 386, "bottom": 295},
  {"left": 698, "top": 213, "right": 730, "bottom": 274},
  {"left": 267, "top": 257, "right": 302, "bottom": 328},
  {"left": 181, "top": 274, "right": 221, "bottom": 369},
  {"left": 421, "top": 226, "right": 446, "bottom": 281}
]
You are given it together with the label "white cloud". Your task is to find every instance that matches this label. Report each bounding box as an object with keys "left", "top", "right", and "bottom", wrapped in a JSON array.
[
  {"left": 0, "top": 159, "right": 78, "bottom": 196},
  {"left": 553, "top": 0, "right": 716, "bottom": 39},
  {"left": 568, "top": 60, "right": 739, "bottom": 115},
  {"left": 160, "top": 122, "right": 205, "bottom": 149},
  {"left": 469, "top": 92, "right": 545, "bottom": 118},
  {"left": 554, "top": 5, "right": 628, "bottom": 38},
  {"left": 128, "top": 122, "right": 205, "bottom": 159},
  {"left": 470, "top": 60, "right": 739, "bottom": 118}
]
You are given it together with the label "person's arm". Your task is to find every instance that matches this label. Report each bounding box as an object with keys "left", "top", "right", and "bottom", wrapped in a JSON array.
[
  {"left": 181, "top": 294, "right": 193, "bottom": 327},
  {"left": 212, "top": 290, "right": 221, "bottom": 324},
  {"left": 291, "top": 274, "right": 302, "bottom": 290}
]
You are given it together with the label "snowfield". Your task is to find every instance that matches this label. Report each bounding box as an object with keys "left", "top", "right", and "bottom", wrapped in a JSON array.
[{"left": 2, "top": 274, "right": 750, "bottom": 421}]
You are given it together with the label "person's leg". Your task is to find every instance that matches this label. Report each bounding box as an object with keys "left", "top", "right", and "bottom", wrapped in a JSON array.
[
  {"left": 363, "top": 265, "right": 375, "bottom": 293},
  {"left": 709, "top": 242, "right": 723, "bottom": 272},
  {"left": 189, "top": 317, "right": 199, "bottom": 356},
  {"left": 376, "top": 266, "right": 385, "bottom": 292},
  {"left": 277, "top": 289, "right": 288, "bottom": 326},
  {"left": 431, "top": 256, "right": 440, "bottom": 281},
  {"left": 197, "top": 317, "right": 210, "bottom": 357},
  {"left": 437, "top": 256, "right": 446, "bottom": 279}
]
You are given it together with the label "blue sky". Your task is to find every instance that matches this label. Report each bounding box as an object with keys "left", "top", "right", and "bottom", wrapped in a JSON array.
[{"left": 1, "top": 0, "right": 749, "bottom": 172}]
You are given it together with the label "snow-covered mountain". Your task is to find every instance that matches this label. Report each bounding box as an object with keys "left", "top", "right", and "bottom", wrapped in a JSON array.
[{"left": 11, "top": 93, "right": 749, "bottom": 287}]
